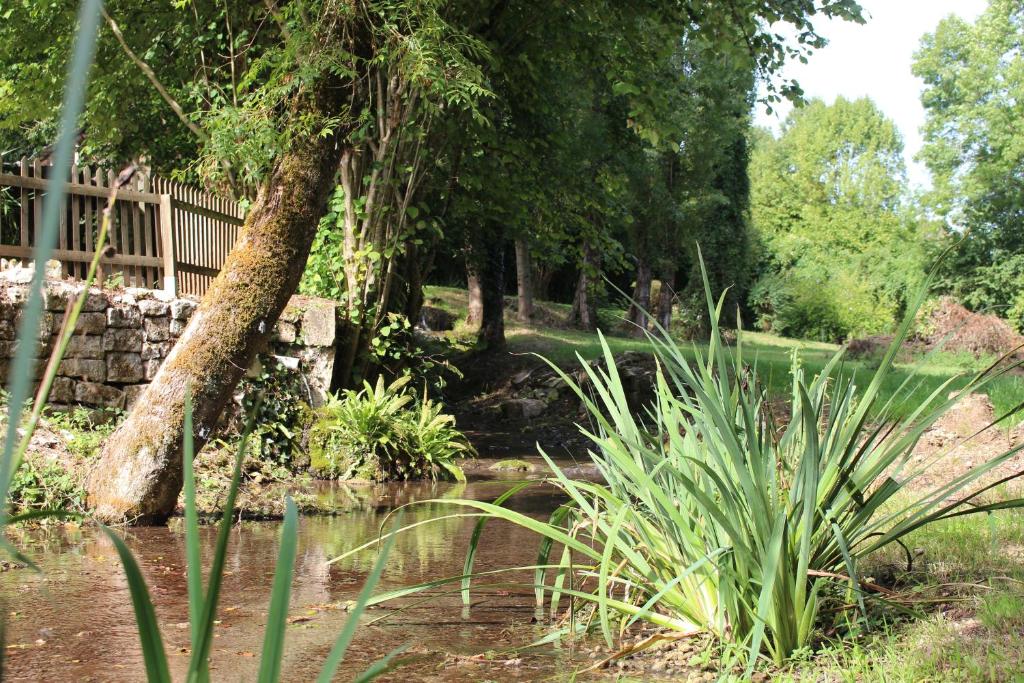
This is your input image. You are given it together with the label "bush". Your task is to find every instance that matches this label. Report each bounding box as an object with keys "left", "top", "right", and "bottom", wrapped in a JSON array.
[
  {"left": 751, "top": 270, "right": 897, "bottom": 342},
  {"left": 309, "top": 375, "right": 472, "bottom": 481},
  {"left": 235, "top": 358, "right": 311, "bottom": 467}
]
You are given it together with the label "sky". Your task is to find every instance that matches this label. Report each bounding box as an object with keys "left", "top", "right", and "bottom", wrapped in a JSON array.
[{"left": 753, "top": 0, "right": 988, "bottom": 189}]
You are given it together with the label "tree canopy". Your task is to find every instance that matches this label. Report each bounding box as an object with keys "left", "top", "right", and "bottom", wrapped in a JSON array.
[
  {"left": 748, "top": 97, "right": 925, "bottom": 341},
  {"left": 915, "top": 0, "right": 1024, "bottom": 328}
]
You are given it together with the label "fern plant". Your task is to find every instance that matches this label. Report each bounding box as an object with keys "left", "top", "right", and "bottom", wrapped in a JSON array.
[{"left": 309, "top": 375, "right": 472, "bottom": 481}]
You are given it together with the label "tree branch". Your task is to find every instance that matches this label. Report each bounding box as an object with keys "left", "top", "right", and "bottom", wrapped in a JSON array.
[{"left": 101, "top": 7, "right": 209, "bottom": 144}]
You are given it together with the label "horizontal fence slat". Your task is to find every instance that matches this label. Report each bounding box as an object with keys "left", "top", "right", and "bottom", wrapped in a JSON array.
[
  {"left": 0, "top": 173, "right": 162, "bottom": 204},
  {"left": 175, "top": 262, "right": 219, "bottom": 277},
  {"left": 0, "top": 244, "right": 162, "bottom": 268}
]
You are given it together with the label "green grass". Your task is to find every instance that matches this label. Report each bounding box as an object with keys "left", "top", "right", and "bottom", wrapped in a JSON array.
[
  {"left": 423, "top": 285, "right": 1024, "bottom": 422},
  {"left": 783, "top": 508, "right": 1024, "bottom": 682}
]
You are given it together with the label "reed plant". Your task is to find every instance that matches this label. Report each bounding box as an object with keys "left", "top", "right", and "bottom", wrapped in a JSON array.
[{"left": 362, "top": 259, "right": 1024, "bottom": 674}]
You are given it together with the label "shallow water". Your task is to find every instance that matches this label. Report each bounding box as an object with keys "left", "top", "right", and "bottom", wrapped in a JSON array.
[{"left": 0, "top": 446, "right": 598, "bottom": 682}]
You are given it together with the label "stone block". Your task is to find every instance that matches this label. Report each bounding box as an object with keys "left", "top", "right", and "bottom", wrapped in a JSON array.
[
  {"left": 138, "top": 299, "right": 169, "bottom": 317},
  {"left": 66, "top": 334, "right": 104, "bottom": 359},
  {"left": 107, "top": 352, "right": 144, "bottom": 383},
  {"left": 170, "top": 299, "right": 197, "bottom": 321},
  {"left": 124, "top": 385, "right": 147, "bottom": 409},
  {"left": 0, "top": 322, "right": 13, "bottom": 341},
  {"left": 5, "top": 285, "right": 29, "bottom": 304},
  {"left": 273, "top": 321, "right": 297, "bottom": 343},
  {"left": 500, "top": 398, "right": 546, "bottom": 420},
  {"left": 50, "top": 376, "right": 75, "bottom": 403},
  {"left": 73, "top": 312, "right": 107, "bottom": 335},
  {"left": 279, "top": 303, "right": 302, "bottom": 323},
  {"left": 170, "top": 319, "right": 187, "bottom": 337},
  {"left": 300, "top": 301, "right": 336, "bottom": 346},
  {"left": 75, "top": 381, "right": 123, "bottom": 408},
  {"left": 80, "top": 289, "right": 108, "bottom": 312},
  {"left": 143, "top": 317, "right": 170, "bottom": 342},
  {"left": 58, "top": 358, "right": 106, "bottom": 381},
  {"left": 144, "top": 359, "right": 162, "bottom": 380},
  {"left": 104, "top": 328, "right": 143, "bottom": 352},
  {"left": 107, "top": 306, "right": 142, "bottom": 328},
  {"left": 142, "top": 341, "right": 171, "bottom": 360},
  {"left": 43, "top": 287, "right": 70, "bottom": 312}
]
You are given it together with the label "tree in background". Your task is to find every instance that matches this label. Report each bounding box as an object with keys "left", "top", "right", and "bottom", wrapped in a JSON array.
[
  {"left": 915, "top": 0, "right": 1024, "bottom": 329},
  {"left": 748, "top": 97, "right": 925, "bottom": 342}
]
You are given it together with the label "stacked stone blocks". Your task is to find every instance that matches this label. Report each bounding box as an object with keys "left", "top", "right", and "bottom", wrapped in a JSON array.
[{"left": 0, "top": 270, "right": 339, "bottom": 412}]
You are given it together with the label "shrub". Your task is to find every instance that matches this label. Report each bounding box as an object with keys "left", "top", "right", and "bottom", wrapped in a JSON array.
[
  {"left": 750, "top": 270, "right": 897, "bottom": 342},
  {"left": 403, "top": 263, "right": 1024, "bottom": 672},
  {"left": 309, "top": 375, "right": 471, "bottom": 481}
]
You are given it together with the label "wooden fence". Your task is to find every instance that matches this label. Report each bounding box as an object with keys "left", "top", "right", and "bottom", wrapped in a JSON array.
[{"left": 0, "top": 159, "right": 243, "bottom": 297}]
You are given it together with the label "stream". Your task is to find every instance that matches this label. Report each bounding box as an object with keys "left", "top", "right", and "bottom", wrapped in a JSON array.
[{"left": 1, "top": 432, "right": 600, "bottom": 682}]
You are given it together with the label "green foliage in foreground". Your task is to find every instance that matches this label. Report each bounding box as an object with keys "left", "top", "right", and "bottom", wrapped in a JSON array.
[
  {"left": 309, "top": 375, "right": 472, "bottom": 482},
  {"left": 383, "top": 266, "right": 1024, "bottom": 673}
]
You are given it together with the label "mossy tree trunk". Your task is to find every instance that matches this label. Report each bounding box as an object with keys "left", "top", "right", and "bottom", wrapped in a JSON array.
[
  {"left": 568, "top": 242, "right": 599, "bottom": 331},
  {"left": 87, "top": 72, "right": 352, "bottom": 524},
  {"left": 477, "top": 238, "right": 506, "bottom": 349},
  {"left": 655, "top": 266, "right": 675, "bottom": 330}
]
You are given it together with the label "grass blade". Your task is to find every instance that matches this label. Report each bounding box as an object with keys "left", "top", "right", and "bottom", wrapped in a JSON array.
[
  {"left": 258, "top": 497, "right": 299, "bottom": 683},
  {"left": 182, "top": 390, "right": 203, "bottom": 655},
  {"left": 316, "top": 513, "right": 402, "bottom": 683},
  {"left": 0, "top": 0, "right": 102, "bottom": 516},
  {"left": 98, "top": 525, "right": 172, "bottom": 683}
]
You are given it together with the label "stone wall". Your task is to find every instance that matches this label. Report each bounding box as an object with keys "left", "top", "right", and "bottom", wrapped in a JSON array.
[{"left": 0, "top": 267, "right": 340, "bottom": 411}]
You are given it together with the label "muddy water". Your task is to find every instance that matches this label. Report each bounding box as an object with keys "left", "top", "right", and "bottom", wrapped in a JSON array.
[{"left": 1, "top": 447, "right": 599, "bottom": 682}]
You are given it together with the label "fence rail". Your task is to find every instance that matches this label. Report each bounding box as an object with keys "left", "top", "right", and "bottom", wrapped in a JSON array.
[{"left": 0, "top": 159, "right": 243, "bottom": 297}]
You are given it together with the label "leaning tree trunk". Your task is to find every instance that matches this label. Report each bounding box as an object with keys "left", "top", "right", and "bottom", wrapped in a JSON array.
[
  {"left": 624, "top": 257, "right": 652, "bottom": 337},
  {"left": 514, "top": 238, "right": 533, "bottom": 322},
  {"left": 87, "top": 76, "right": 350, "bottom": 523}
]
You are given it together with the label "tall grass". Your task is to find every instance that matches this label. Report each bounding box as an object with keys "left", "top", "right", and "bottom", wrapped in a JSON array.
[{"left": 364, "top": 260, "right": 1024, "bottom": 673}]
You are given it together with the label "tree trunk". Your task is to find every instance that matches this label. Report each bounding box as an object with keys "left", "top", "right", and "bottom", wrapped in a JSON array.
[
  {"left": 533, "top": 264, "right": 552, "bottom": 301},
  {"left": 624, "top": 257, "right": 652, "bottom": 337},
  {"left": 466, "top": 269, "right": 483, "bottom": 328},
  {"left": 478, "top": 239, "right": 506, "bottom": 349},
  {"left": 87, "top": 68, "right": 350, "bottom": 524},
  {"left": 514, "top": 238, "right": 533, "bottom": 322},
  {"left": 568, "top": 243, "right": 599, "bottom": 331},
  {"left": 655, "top": 267, "right": 675, "bottom": 331}
]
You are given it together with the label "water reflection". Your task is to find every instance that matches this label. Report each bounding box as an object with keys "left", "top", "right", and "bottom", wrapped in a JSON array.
[{"left": 0, "top": 470, "right": 583, "bottom": 682}]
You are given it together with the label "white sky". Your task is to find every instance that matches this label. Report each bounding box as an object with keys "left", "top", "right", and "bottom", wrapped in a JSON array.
[{"left": 753, "top": 0, "right": 988, "bottom": 189}]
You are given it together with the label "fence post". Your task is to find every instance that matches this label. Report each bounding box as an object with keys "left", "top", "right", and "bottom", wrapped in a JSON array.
[{"left": 159, "top": 194, "right": 176, "bottom": 297}]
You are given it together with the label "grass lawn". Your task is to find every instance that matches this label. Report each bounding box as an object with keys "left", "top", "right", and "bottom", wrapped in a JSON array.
[{"left": 424, "top": 285, "right": 1024, "bottom": 423}]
